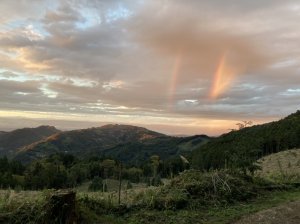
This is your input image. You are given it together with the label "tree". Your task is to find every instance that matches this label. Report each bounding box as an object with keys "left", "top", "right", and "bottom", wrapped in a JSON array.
[
  {"left": 150, "top": 155, "right": 160, "bottom": 179},
  {"left": 149, "top": 155, "right": 162, "bottom": 186},
  {"left": 117, "top": 162, "right": 122, "bottom": 205},
  {"left": 101, "top": 159, "right": 116, "bottom": 192},
  {"left": 236, "top": 121, "right": 253, "bottom": 130}
]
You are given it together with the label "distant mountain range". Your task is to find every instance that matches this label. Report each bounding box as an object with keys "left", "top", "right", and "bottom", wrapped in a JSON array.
[
  {"left": 2, "top": 110, "right": 300, "bottom": 166},
  {"left": 0, "top": 124, "right": 210, "bottom": 164}
]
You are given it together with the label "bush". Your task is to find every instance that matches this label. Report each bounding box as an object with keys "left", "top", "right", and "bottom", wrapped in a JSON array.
[
  {"left": 134, "top": 187, "right": 187, "bottom": 210},
  {"left": 88, "top": 177, "right": 103, "bottom": 192},
  {"left": 168, "top": 169, "right": 258, "bottom": 206},
  {"left": 135, "top": 169, "right": 263, "bottom": 210},
  {"left": 127, "top": 181, "right": 133, "bottom": 189}
]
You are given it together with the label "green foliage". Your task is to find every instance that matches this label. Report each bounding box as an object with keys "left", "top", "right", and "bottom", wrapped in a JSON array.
[
  {"left": 123, "top": 167, "right": 143, "bottom": 183},
  {"left": 149, "top": 175, "right": 163, "bottom": 187},
  {"left": 126, "top": 189, "right": 300, "bottom": 224},
  {"left": 140, "top": 188, "right": 189, "bottom": 210},
  {"left": 0, "top": 157, "right": 25, "bottom": 188},
  {"left": 135, "top": 170, "right": 263, "bottom": 210},
  {"left": 192, "top": 110, "right": 300, "bottom": 171},
  {"left": 168, "top": 170, "right": 259, "bottom": 206},
  {"left": 88, "top": 177, "right": 103, "bottom": 192},
  {"left": 77, "top": 193, "right": 118, "bottom": 215},
  {"left": 126, "top": 181, "right": 133, "bottom": 189},
  {"left": 101, "top": 135, "right": 209, "bottom": 165}
]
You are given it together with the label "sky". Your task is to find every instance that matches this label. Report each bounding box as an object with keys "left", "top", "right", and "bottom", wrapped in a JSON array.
[{"left": 0, "top": 0, "right": 300, "bottom": 136}]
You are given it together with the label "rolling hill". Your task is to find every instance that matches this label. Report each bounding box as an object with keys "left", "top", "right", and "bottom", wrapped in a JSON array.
[
  {"left": 192, "top": 110, "right": 300, "bottom": 170},
  {"left": 101, "top": 134, "right": 210, "bottom": 164},
  {"left": 15, "top": 124, "right": 210, "bottom": 164},
  {"left": 0, "top": 126, "right": 60, "bottom": 157}
]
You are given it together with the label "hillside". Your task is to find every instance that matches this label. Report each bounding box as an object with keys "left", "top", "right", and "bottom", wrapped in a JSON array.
[
  {"left": 0, "top": 126, "right": 60, "bottom": 157},
  {"left": 14, "top": 124, "right": 209, "bottom": 164},
  {"left": 192, "top": 110, "right": 300, "bottom": 170},
  {"left": 256, "top": 148, "right": 300, "bottom": 182},
  {"left": 102, "top": 134, "right": 210, "bottom": 164}
]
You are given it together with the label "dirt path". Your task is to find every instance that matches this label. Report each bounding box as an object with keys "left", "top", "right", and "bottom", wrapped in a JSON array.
[{"left": 234, "top": 200, "right": 300, "bottom": 224}]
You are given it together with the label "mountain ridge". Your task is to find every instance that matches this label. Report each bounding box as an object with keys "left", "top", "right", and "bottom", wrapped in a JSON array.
[
  {"left": 0, "top": 125, "right": 60, "bottom": 157},
  {"left": 13, "top": 124, "right": 210, "bottom": 164}
]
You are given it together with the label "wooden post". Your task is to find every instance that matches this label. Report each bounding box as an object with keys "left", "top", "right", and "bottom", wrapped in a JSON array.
[
  {"left": 118, "top": 163, "right": 122, "bottom": 205},
  {"left": 47, "top": 190, "right": 76, "bottom": 224}
]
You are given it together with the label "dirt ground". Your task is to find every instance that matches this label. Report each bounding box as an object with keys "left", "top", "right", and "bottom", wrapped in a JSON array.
[{"left": 234, "top": 200, "right": 300, "bottom": 224}]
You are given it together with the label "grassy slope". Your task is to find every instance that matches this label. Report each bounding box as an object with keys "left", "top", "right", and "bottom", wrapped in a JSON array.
[
  {"left": 256, "top": 148, "right": 300, "bottom": 182},
  {"left": 82, "top": 189, "right": 300, "bottom": 224}
]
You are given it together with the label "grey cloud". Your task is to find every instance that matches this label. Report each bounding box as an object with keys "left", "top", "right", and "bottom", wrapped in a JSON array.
[
  {"left": 0, "top": 79, "right": 40, "bottom": 94},
  {"left": 0, "top": 0, "right": 300, "bottom": 134},
  {"left": 43, "top": 4, "right": 83, "bottom": 24},
  {"left": 128, "top": 1, "right": 272, "bottom": 71}
]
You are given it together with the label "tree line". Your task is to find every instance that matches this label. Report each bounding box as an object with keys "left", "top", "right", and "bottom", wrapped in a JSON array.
[{"left": 0, "top": 153, "right": 188, "bottom": 190}]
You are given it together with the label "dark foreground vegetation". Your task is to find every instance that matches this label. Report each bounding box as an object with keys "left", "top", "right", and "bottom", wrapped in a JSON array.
[
  {"left": 0, "top": 169, "right": 300, "bottom": 224},
  {"left": 192, "top": 110, "right": 300, "bottom": 171},
  {"left": 0, "top": 153, "right": 188, "bottom": 190}
]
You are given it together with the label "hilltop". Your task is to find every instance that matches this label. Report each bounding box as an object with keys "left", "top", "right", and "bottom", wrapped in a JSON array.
[
  {"left": 0, "top": 126, "right": 60, "bottom": 157},
  {"left": 15, "top": 124, "right": 210, "bottom": 164}
]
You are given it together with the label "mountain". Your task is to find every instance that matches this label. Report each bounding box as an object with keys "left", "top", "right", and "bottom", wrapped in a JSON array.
[
  {"left": 101, "top": 134, "right": 210, "bottom": 165},
  {"left": 0, "top": 126, "right": 60, "bottom": 157},
  {"left": 14, "top": 124, "right": 210, "bottom": 164},
  {"left": 192, "top": 110, "right": 300, "bottom": 170}
]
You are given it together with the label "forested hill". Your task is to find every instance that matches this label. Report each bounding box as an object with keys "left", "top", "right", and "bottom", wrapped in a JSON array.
[
  {"left": 0, "top": 126, "right": 60, "bottom": 157},
  {"left": 15, "top": 124, "right": 210, "bottom": 164},
  {"left": 192, "top": 110, "right": 300, "bottom": 170}
]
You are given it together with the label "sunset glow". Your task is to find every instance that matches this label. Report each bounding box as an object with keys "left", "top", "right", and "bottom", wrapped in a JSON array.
[
  {"left": 209, "top": 54, "right": 238, "bottom": 99},
  {"left": 0, "top": 0, "right": 299, "bottom": 135}
]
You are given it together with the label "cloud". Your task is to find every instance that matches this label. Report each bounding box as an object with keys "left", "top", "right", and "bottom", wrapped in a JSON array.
[
  {"left": 128, "top": 1, "right": 273, "bottom": 83},
  {"left": 0, "top": 0, "right": 300, "bottom": 134}
]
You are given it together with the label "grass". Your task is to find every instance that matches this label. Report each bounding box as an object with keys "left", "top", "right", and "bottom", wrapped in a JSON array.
[
  {"left": 1, "top": 170, "right": 300, "bottom": 224},
  {"left": 256, "top": 148, "right": 300, "bottom": 182},
  {"left": 76, "top": 169, "right": 300, "bottom": 223},
  {"left": 76, "top": 178, "right": 147, "bottom": 192},
  {"left": 123, "top": 189, "right": 300, "bottom": 224},
  {"left": 0, "top": 189, "right": 54, "bottom": 223},
  {"left": 1, "top": 187, "right": 300, "bottom": 224}
]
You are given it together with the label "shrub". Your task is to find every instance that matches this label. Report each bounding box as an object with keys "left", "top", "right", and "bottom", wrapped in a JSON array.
[
  {"left": 134, "top": 169, "right": 262, "bottom": 210},
  {"left": 168, "top": 169, "right": 258, "bottom": 206},
  {"left": 88, "top": 177, "right": 103, "bottom": 192}
]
